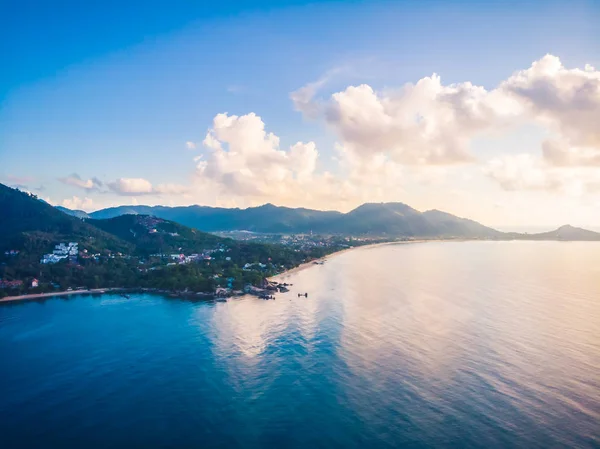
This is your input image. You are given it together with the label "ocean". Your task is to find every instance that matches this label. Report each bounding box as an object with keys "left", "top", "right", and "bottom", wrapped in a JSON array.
[{"left": 1, "top": 241, "right": 599, "bottom": 448}]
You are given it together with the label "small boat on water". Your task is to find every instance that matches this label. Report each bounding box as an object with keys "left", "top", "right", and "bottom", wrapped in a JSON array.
[{"left": 120, "top": 293, "right": 130, "bottom": 299}]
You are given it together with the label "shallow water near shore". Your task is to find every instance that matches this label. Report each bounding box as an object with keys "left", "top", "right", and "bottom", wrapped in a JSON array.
[{"left": 1, "top": 241, "right": 599, "bottom": 448}]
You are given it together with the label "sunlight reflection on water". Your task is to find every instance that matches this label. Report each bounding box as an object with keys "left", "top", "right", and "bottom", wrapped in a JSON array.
[{"left": 1, "top": 241, "right": 599, "bottom": 448}]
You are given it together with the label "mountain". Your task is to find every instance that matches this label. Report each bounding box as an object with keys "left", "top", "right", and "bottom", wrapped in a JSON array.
[
  {"left": 0, "top": 184, "right": 132, "bottom": 254},
  {"left": 55, "top": 198, "right": 599, "bottom": 241},
  {"left": 319, "top": 203, "right": 500, "bottom": 237},
  {"left": 55, "top": 206, "right": 90, "bottom": 219},
  {"left": 0, "top": 184, "right": 276, "bottom": 258},
  {"left": 87, "top": 203, "right": 343, "bottom": 233},
  {"left": 89, "top": 205, "right": 157, "bottom": 219},
  {"left": 79, "top": 202, "right": 500, "bottom": 238},
  {"left": 88, "top": 214, "right": 224, "bottom": 256},
  {"left": 323, "top": 202, "right": 431, "bottom": 235},
  {"left": 0, "top": 183, "right": 325, "bottom": 268},
  {"left": 0, "top": 183, "right": 334, "bottom": 295},
  {"left": 511, "top": 225, "right": 600, "bottom": 241},
  {"left": 421, "top": 209, "right": 503, "bottom": 238}
]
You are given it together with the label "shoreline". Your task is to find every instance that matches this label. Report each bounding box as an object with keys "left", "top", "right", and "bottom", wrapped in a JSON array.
[
  {"left": 0, "top": 288, "right": 130, "bottom": 304},
  {"left": 0, "top": 238, "right": 473, "bottom": 304},
  {"left": 268, "top": 238, "right": 440, "bottom": 281}
]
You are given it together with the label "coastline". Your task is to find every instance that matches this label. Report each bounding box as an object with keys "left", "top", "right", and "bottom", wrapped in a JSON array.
[
  {"left": 0, "top": 238, "right": 460, "bottom": 304},
  {"left": 268, "top": 239, "right": 437, "bottom": 281},
  {"left": 0, "top": 288, "right": 129, "bottom": 304}
]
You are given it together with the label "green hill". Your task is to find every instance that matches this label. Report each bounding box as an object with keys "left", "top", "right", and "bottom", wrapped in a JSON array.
[
  {"left": 0, "top": 184, "right": 325, "bottom": 265},
  {"left": 0, "top": 183, "right": 337, "bottom": 296},
  {"left": 88, "top": 214, "right": 224, "bottom": 256},
  {"left": 0, "top": 183, "right": 132, "bottom": 255}
]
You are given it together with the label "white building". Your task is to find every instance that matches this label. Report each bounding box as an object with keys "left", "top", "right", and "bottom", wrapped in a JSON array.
[{"left": 41, "top": 242, "right": 78, "bottom": 264}]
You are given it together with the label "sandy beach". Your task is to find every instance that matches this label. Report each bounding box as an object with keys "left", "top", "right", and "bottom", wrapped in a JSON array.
[{"left": 0, "top": 288, "right": 124, "bottom": 304}]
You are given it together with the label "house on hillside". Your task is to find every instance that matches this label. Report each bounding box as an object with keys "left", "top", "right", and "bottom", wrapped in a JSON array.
[
  {"left": 31, "top": 279, "right": 39, "bottom": 288},
  {"left": 41, "top": 242, "right": 78, "bottom": 264}
]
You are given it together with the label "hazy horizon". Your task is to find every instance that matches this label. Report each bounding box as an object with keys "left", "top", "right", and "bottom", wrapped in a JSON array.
[{"left": 49, "top": 196, "right": 598, "bottom": 233}]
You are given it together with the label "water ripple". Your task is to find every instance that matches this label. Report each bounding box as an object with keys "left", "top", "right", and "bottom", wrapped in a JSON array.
[{"left": 1, "top": 241, "right": 599, "bottom": 448}]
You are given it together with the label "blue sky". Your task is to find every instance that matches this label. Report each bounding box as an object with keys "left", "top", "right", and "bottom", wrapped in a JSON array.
[{"left": 1, "top": 0, "right": 599, "bottom": 229}]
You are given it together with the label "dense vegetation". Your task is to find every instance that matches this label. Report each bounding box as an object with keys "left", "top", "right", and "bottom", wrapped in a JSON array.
[
  {"left": 0, "top": 183, "right": 133, "bottom": 255},
  {"left": 0, "top": 184, "right": 341, "bottom": 297}
]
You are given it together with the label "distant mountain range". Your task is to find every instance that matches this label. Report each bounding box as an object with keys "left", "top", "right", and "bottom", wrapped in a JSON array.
[
  {"left": 55, "top": 200, "right": 600, "bottom": 241},
  {"left": 505, "top": 224, "right": 600, "bottom": 241},
  {"left": 55, "top": 206, "right": 90, "bottom": 219},
  {"left": 59, "top": 202, "right": 500, "bottom": 238},
  {"left": 0, "top": 184, "right": 260, "bottom": 256}
]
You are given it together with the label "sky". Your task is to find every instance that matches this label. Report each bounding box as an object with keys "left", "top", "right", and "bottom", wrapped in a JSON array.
[{"left": 1, "top": 0, "right": 599, "bottom": 230}]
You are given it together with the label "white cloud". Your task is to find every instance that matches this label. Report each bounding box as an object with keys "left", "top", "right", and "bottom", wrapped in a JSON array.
[
  {"left": 52, "top": 55, "right": 600, "bottom": 213},
  {"left": 302, "top": 57, "right": 599, "bottom": 166},
  {"left": 484, "top": 154, "right": 600, "bottom": 195},
  {"left": 485, "top": 154, "right": 560, "bottom": 192},
  {"left": 59, "top": 173, "right": 103, "bottom": 191},
  {"left": 107, "top": 177, "right": 189, "bottom": 196},
  {"left": 154, "top": 183, "right": 190, "bottom": 195},
  {"left": 62, "top": 196, "right": 94, "bottom": 211},
  {"left": 197, "top": 113, "right": 319, "bottom": 197},
  {"left": 108, "top": 178, "right": 154, "bottom": 195},
  {"left": 195, "top": 112, "right": 408, "bottom": 209},
  {"left": 290, "top": 67, "right": 343, "bottom": 119},
  {"left": 541, "top": 139, "right": 600, "bottom": 167},
  {"left": 500, "top": 54, "right": 600, "bottom": 167},
  {"left": 480, "top": 56, "right": 600, "bottom": 194},
  {"left": 290, "top": 54, "right": 600, "bottom": 196},
  {"left": 294, "top": 72, "right": 523, "bottom": 166}
]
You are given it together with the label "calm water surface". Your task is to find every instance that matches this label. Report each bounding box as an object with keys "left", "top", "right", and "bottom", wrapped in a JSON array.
[{"left": 1, "top": 241, "right": 599, "bottom": 448}]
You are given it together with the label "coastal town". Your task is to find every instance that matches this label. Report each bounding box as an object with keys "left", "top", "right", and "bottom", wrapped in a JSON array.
[
  {"left": 0, "top": 183, "right": 395, "bottom": 301},
  {"left": 0, "top": 228, "right": 377, "bottom": 301}
]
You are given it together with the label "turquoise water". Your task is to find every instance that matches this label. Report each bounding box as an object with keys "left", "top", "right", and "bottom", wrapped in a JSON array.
[{"left": 1, "top": 241, "right": 599, "bottom": 448}]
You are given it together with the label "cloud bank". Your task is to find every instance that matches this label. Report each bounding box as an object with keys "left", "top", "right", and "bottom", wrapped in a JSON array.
[
  {"left": 55, "top": 55, "right": 600, "bottom": 212},
  {"left": 62, "top": 196, "right": 94, "bottom": 211},
  {"left": 189, "top": 55, "right": 600, "bottom": 207},
  {"left": 107, "top": 178, "right": 189, "bottom": 196}
]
